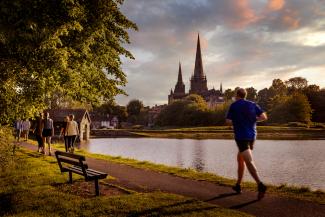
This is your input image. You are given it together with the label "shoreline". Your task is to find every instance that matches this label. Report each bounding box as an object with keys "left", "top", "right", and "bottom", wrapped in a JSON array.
[{"left": 90, "top": 127, "right": 325, "bottom": 140}]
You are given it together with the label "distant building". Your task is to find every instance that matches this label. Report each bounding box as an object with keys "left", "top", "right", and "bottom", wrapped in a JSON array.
[
  {"left": 148, "top": 104, "right": 167, "bottom": 127},
  {"left": 90, "top": 112, "right": 111, "bottom": 129},
  {"left": 168, "top": 34, "right": 224, "bottom": 107},
  {"left": 47, "top": 109, "right": 91, "bottom": 141}
]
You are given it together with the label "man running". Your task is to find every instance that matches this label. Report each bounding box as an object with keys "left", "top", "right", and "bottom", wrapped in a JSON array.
[{"left": 226, "top": 88, "right": 268, "bottom": 200}]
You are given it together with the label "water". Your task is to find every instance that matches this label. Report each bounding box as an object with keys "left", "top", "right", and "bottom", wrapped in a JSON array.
[{"left": 79, "top": 138, "right": 325, "bottom": 190}]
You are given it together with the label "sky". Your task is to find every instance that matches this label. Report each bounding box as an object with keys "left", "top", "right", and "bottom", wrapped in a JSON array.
[{"left": 116, "top": 0, "right": 325, "bottom": 106}]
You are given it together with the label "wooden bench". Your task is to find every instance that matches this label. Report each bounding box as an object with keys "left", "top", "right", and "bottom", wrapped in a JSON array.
[{"left": 55, "top": 151, "right": 108, "bottom": 196}]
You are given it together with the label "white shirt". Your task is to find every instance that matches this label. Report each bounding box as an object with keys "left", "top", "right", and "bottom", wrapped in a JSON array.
[
  {"left": 22, "top": 121, "right": 31, "bottom": 131},
  {"left": 66, "top": 121, "right": 79, "bottom": 136}
]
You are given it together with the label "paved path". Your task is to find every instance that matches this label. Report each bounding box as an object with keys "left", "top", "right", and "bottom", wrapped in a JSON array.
[{"left": 20, "top": 142, "right": 325, "bottom": 217}]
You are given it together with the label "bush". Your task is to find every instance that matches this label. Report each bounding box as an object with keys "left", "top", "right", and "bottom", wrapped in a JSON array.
[
  {"left": 310, "top": 122, "right": 325, "bottom": 129},
  {"left": 287, "top": 122, "right": 308, "bottom": 127},
  {"left": 0, "top": 126, "right": 15, "bottom": 172}
]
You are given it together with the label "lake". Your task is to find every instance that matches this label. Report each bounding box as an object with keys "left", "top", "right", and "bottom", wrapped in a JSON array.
[{"left": 79, "top": 138, "right": 325, "bottom": 190}]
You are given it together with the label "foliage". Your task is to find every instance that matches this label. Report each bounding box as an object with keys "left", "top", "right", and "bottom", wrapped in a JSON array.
[
  {"left": 245, "top": 87, "right": 257, "bottom": 101},
  {"left": 126, "top": 99, "right": 144, "bottom": 116},
  {"left": 268, "top": 93, "right": 312, "bottom": 124},
  {"left": 285, "top": 77, "right": 308, "bottom": 93},
  {"left": 157, "top": 95, "right": 230, "bottom": 127},
  {"left": 0, "top": 0, "right": 137, "bottom": 124},
  {"left": 0, "top": 126, "right": 15, "bottom": 172},
  {"left": 93, "top": 100, "right": 128, "bottom": 122},
  {"left": 307, "top": 89, "right": 325, "bottom": 123}
]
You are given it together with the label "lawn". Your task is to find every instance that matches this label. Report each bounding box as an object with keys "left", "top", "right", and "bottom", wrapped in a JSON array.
[{"left": 0, "top": 147, "right": 251, "bottom": 217}]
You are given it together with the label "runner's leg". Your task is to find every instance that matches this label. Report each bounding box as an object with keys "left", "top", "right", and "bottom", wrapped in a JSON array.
[
  {"left": 241, "top": 149, "right": 261, "bottom": 184},
  {"left": 237, "top": 152, "right": 245, "bottom": 184}
]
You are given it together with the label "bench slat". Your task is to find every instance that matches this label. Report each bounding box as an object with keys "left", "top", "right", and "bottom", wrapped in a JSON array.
[
  {"left": 58, "top": 156, "right": 83, "bottom": 167},
  {"left": 68, "top": 166, "right": 107, "bottom": 179},
  {"left": 55, "top": 151, "right": 85, "bottom": 161}
]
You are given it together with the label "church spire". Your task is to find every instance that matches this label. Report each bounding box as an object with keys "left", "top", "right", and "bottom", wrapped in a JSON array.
[
  {"left": 194, "top": 33, "right": 204, "bottom": 78},
  {"left": 220, "top": 82, "right": 223, "bottom": 94},
  {"left": 177, "top": 62, "right": 183, "bottom": 83}
]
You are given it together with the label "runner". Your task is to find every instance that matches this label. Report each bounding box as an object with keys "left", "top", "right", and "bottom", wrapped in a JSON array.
[{"left": 226, "top": 88, "right": 268, "bottom": 200}]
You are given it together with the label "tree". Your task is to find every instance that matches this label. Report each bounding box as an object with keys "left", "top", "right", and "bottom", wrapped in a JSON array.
[
  {"left": 0, "top": 0, "right": 137, "bottom": 124},
  {"left": 269, "top": 93, "right": 312, "bottom": 124},
  {"left": 185, "top": 94, "right": 208, "bottom": 110},
  {"left": 285, "top": 77, "right": 308, "bottom": 93},
  {"left": 257, "top": 88, "right": 270, "bottom": 111},
  {"left": 269, "top": 79, "right": 287, "bottom": 97},
  {"left": 307, "top": 89, "right": 325, "bottom": 123},
  {"left": 224, "top": 89, "right": 235, "bottom": 101},
  {"left": 127, "top": 100, "right": 144, "bottom": 116},
  {"left": 246, "top": 87, "right": 257, "bottom": 101}
]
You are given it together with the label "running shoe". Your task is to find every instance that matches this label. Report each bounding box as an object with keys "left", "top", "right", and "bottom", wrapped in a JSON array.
[
  {"left": 257, "top": 182, "right": 267, "bottom": 200},
  {"left": 232, "top": 183, "right": 242, "bottom": 194}
]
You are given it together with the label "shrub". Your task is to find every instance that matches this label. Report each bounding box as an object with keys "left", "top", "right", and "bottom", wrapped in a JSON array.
[{"left": 0, "top": 126, "right": 15, "bottom": 172}]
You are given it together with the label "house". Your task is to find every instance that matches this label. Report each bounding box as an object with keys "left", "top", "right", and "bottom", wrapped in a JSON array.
[
  {"left": 46, "top": 109, "right": 91, "bottom": 141},
  {"left": 148, "top": 104, "right": 167, "bottom": 127}
]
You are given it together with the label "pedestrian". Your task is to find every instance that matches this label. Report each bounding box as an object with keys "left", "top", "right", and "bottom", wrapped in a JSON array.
[
  {"left": 65, "top": 114, "right": 79, "bottom": 153},
  {"left": 33, "top": 112, "right": 44, "bottom": 153},
  {"left": 226, "top": 88, "right": 268, "bottom": 200},
  {"left": 14, "top": 119, "right": 23, "bottom": 142},
  {"left": 22, "top": 118, "right": 31, "bottom": 141},
  {"left": 42, "top": 112, "right": 54, "bottom": 156},
  {"left": 60, "top": 116, "right": 70, "bottom": 152}
]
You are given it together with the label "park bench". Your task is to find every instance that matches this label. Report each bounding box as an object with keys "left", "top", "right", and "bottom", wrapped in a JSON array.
[{"left": 55, "top": 150, "right": 108, "bottom": 196}]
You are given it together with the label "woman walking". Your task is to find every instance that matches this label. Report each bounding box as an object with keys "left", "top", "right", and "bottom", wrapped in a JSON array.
[
  {"left": 33, "top": 113, "right": 44, "bottom": 153},
  {"left": 60, "top": 116, "right": 70, "bottom": 152},
  {"left": 42, "top": 112, "right": 54, "bottom": 156},
  {"left": 66, "top": 114, "right": 79, "bottom": 153}
]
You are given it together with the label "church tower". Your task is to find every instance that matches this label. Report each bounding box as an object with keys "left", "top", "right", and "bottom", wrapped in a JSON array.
[
  {"left": 174, "top": 62, "right": 185, "bottom": 95},
  {"left": 189, "top": 34, "right": 208, "bottom": 95},
  {"left": 168, "top": 62, "right": 186, "bottom": 104}
]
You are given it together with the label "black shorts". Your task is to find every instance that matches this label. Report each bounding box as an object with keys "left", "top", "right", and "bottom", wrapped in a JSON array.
[
  {"left": 42, "top": 129, "right": 52, "bottom": 137},
  {"left": 235, "top": 140, "right": 255, "bottom": 152}
]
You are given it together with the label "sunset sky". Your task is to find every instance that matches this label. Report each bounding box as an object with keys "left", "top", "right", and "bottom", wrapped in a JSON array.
[{"left": 116, "top": 0, "right": 325, "bottom": 106}]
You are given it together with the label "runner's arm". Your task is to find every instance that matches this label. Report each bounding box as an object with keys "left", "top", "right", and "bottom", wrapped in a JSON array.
[{"left": 257, "top": 112, "right": 267, "bottom": 122}]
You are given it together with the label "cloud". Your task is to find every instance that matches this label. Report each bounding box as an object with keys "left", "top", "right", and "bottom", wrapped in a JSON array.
[
  {"left": 224, "top": 0, "right": 259, "bottom": 28},
  {"left": 267, "top": 0, "right": 285, "bottom": 11},
  {"left": 116, "top": 0, "right": 325, "bottom": 106}
]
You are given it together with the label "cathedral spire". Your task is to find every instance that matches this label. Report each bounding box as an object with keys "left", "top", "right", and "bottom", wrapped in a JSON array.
[
  {"left": 220, "top": 82, "right": 223, "bottom": 94},
  {"left": 194, "top": 33, "right": 204, "bottom": 78},
  {"left": 177, "top": 62, "right": 183, "bottom": 83}
]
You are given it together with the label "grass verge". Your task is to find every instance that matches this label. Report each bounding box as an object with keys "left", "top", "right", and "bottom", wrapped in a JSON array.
[{"left": 0, "top": 147, "right": 251, "bottom": 217}]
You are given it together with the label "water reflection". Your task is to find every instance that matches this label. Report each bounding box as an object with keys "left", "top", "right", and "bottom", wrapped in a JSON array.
[
  {"left": 175, "top": 140, "right": 184, "bottom": 168},
  {"left": 192, "top": 140, "right": 205, "bottom": 171},
  {"left": 79, "top": 138, "right": 325, "bottom": 190}
]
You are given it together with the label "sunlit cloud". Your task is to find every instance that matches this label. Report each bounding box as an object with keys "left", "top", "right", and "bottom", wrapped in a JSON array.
[{"left": 267, "top": 0, "right": 285, "bottom": 11}]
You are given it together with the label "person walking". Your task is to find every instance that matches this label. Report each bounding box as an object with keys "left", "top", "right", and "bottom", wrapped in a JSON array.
[
  {"left": 226, "top": 88, "right": 268, "bottom": 200},
  {"left": 22, "top": 118, "right": 31, "bottom": 141},
  {"left": 33, "top": 113, "right": 44, "bottom": 153},
  {"left": 14, "top": 119, "right": 23, "bottom": 142},
  {"left": 60, "top": 116, "right": 70, "bottom": 152},
  {"left": 42, "top": 112, "right": 54, "bottom": 156},
  {"left": 65, "top": 114, "right": 79, "bottom": 153}
]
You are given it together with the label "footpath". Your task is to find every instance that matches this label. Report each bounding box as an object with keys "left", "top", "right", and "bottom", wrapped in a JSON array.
[{"left": 20, "top": 142, "right": 325, "bottom": 217}]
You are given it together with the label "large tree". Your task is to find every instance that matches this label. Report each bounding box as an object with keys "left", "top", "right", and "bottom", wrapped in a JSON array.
[{"left": 0, "top": 0, "right": 137, "bottom": 124}]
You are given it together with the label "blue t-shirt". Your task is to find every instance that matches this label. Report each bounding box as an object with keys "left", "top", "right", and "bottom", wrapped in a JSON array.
[{"left": 226, "top": 99, "right": 263, "bottom": 140}]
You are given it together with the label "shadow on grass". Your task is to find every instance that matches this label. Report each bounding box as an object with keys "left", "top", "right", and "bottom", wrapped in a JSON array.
[
  {"left": 204, "top": 192, "right": 238, "bottom": 202},
  {"left": 0, "top": 193, "right": 14, "bottom": 216},
  {"left": 127, "top": 199, "right": 217, "bottom": 217}
]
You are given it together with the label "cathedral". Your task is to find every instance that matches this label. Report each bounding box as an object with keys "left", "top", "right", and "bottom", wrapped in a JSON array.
[{"left": 168, "top": 34, "right": 224, "bottom": 107}]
